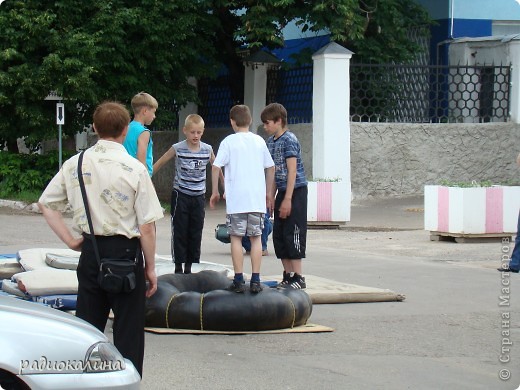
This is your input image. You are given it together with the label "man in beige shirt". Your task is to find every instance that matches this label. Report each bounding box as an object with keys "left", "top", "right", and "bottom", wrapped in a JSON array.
[{"left": 38, "top": 101, "right": 163, "bottom": 378}]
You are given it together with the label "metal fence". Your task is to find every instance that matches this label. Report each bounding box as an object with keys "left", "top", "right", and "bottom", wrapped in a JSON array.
[
  {"left": 266, "top": 63, "right": 511, "bottom": 124},
  {"left": 150, "top": 103, "right": 179, "bottom": 132},
  {"left": 193, "top": 62, "right": 511, "bottom": 127},
  {"left": 198, "top": 74, "right": 240, "bottom": 128},
  {"left": 197, "top": 66, "right": 313, "bottom": 127},
  {"left": 350, "top": 63, "right": 511, "bottom": 123},
  {"left": 267, "top": 65, "right": 313, "bottom": 124}
]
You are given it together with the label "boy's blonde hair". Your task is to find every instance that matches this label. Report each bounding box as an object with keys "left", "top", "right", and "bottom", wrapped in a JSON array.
[
  {"left": 131, "top": 92, "right": 158, "bottom": 114},
  {"left": 230, "top": 105, "right": 252, "bottom": 128},
  {"left": 184, "top": 114, "right": 205, "bottom": 128}
]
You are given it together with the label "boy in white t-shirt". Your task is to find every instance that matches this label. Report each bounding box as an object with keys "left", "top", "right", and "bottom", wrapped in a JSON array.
[{"left": 210, "top": 105, "right": 275, "bottom": 293}]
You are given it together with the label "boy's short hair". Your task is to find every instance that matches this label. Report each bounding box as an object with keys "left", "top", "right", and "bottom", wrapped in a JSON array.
[
  {"left": 261, "top": 103, "right": 287, "bottom": 128},
  {"left": 131, "top": 92, "right": 158, "bottom": 114},
  {"left": 230, "top": 105, "right": 252, "bottom": 128},
  {"left": 93, "top": 102, "right": 130, "bottom": 138},
  {"left": 184, "top": 114, "right": 205, "bottom": 128}
]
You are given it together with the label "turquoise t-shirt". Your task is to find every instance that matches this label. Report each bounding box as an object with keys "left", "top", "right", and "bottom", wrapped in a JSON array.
[{"left": 123, "top": 120, "right": 153, "bottom": 176}]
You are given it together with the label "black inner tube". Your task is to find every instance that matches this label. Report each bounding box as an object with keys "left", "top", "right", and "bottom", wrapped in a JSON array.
[{"left": 145, "top": 270, "right": 313, "bottom": 331}]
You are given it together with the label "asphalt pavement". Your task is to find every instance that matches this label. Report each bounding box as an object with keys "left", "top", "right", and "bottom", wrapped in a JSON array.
[{"left": 0, "top": 195, "right": 519, "bottom": 390}]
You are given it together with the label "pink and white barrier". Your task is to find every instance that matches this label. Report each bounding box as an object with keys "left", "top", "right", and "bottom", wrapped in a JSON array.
[
  {"left": 424, "top": 185, "right": 520, "bottom": 234},
  {"left": 307, "top": 181, "right": 351, "bottom": 222}
]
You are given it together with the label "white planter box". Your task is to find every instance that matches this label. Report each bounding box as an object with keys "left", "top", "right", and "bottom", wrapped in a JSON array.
[
  {"left": 307, "top": 181, "right": 351, "bottom": 223},
  {"left": 424, "top": 185, "right": 520, "bottom": 234}
]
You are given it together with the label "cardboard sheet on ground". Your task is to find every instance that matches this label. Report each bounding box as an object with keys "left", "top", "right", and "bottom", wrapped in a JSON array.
[
  {"left": 263, "top": 274, "right": 406, "bottom": 304},
  {"left": 145, "top": 323, "right": 333, "bottom": 335},
  {"left": 144, "top": 275, "right": 402, "bottom": 335}
]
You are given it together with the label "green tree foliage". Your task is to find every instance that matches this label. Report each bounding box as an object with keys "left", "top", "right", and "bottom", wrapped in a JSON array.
[
  {"left": 206, "top": 0, "right": 431, "bottom": 64},
  {"left": 0, "top": 0, "right": 217, "bottom": 151},
  {"left": 0, "top": 149, "right": 74, "bottom": 197},
  {"left": 198, "top": 0, "right": 431, "bottom": 101},
  {"left": 0, "top": 0, "right": 431, "bottom": 151}
]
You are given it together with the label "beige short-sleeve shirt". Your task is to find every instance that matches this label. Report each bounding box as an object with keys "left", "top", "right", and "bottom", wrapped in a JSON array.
[{"left": 39, "top": 140, "right": 163, "bottom": 238}]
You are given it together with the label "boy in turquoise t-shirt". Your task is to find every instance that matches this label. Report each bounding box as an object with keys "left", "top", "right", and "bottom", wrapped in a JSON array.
[{"left": 123, "top": 92, "right": 158, "bottom": 176}]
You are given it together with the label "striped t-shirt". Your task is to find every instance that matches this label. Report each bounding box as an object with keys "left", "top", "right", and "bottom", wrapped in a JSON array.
[
  {"left": 266, "top": 130, "right": 307, "bottom": 191},
  {"left": 173, "top": 140, "right": 213, "bottom": 196}
]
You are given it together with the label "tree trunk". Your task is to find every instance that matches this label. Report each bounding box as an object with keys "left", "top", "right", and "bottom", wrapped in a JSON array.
[{"left": 6, "top": 139, "right": 18, "bottom": 153}]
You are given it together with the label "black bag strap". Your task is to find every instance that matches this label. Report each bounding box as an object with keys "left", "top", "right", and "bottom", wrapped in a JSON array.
[{"left": 77, "top": 150, "right": 102, "bottom": 268}]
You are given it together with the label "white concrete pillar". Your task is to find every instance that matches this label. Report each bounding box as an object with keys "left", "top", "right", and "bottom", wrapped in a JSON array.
[
  {"left": 508, "top": 41, "right": 520, "bottom": 124},
  {"left": 312, "top": 42, "right": 353, "bottom": 221},
  {"left": 243, "top": 51, "right": 281, "bottom": 132},
  {"left": 243, "top": 64, "right": 268, "bottom": 133}
]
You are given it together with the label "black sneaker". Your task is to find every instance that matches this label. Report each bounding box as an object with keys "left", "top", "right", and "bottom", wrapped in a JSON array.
[
  {"left": 250, "top": 281, "right": 263, "bottom": 293},
  {"left": 227, "top": 279, "right": 246, "bottom": 293},
  {"left": 497, "top": 267, "right": 519, "bottom": 273},
  {"left": 276, "top": 272, "right": 291, "bottom": 288},
  {"left": 289, "top": 273, "right": 306, "bottom": 289}
]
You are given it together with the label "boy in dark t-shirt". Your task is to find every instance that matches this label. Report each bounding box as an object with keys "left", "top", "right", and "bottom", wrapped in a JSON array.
[{"left": 261, "top": 103, "right": 308, "bottom": 289}]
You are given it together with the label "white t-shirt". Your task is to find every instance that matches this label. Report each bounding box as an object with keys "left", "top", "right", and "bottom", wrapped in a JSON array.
[{"left": 213, "top": 132, "right": 274, "bottom": 214}]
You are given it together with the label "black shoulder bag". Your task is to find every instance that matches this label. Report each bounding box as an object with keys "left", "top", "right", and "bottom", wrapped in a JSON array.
[{"left": 77, "top": 151, "right": 137, "bottom": 294}]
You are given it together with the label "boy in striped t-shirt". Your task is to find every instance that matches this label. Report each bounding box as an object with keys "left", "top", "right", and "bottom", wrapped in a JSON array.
[{"left": 154, "top": 114, "right": 222, "bottom": 274}]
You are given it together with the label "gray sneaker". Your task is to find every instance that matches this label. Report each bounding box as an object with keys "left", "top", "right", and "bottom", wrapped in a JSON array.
[
  {"left": 250, "top": 281, "right": 263, "bottom": 293},
  {"left": 227, "top": 279, "right": 246, "bottom": 293}
]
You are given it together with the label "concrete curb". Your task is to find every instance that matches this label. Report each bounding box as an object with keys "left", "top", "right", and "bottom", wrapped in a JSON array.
[{"left": 0, "top": 199, "right": 40, "bottom": 213}]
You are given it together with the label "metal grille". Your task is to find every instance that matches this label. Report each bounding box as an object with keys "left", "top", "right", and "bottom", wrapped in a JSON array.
[
  {"left": 267, "top": 65, "right": 313, "bottom": 124},
  {"left": 198, "top": 74, "right": 239, "bottom": 128},
  {"left": 407, "top": 27, "right": 430, "bottom": 67},
  {"left": 150, "top": 103, "right": 179, "bottom": 132},
  {"left": 350, "top": 63, "right": 511, "bottom": 123}
]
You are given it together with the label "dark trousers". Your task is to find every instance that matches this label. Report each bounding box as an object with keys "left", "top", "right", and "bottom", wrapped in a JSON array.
[
  {"left": 273, "top": 186, "right": 308, "bottom": 259},
  {"left": 510, "top": 211, "right": 520, "bottom": 270},
  {"left": 76, "top": 235, "right": 146, "bottom": 377},
  {"left": 171, "top": 189, "right": 205, "bottom": 264}
]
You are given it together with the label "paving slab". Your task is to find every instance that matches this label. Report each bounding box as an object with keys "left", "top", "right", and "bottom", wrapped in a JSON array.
[{"left": 0, "top": 196, "right": 518, "bottom": 390}]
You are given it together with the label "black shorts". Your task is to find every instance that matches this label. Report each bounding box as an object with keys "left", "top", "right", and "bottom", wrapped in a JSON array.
[{"left": 273, "top": 186, "right": 307, "bottom": 259}]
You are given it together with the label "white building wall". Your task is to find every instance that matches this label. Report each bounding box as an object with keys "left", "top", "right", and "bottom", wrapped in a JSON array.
[{"left": 449, "top": 37, "right": 520, "bottom": 123}]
